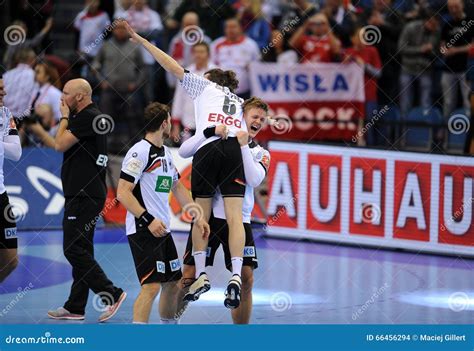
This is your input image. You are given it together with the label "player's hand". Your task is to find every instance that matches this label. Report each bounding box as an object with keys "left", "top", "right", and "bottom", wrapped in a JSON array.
[
  {"left": 123, "top": 20, "right": 145, "bottom": 44},
  {"left": 148, "top": 219, "right": 168, "bottom": 237},
  {"left": 215, "top": 124, "right": 228, "bottom": 139},
  {"left": 236, "top": 131, "right": 249, "bottom": 146},
  {"left": 196, "top": 218, "right": 210, "bottom": 239},
  {"left": 60, "top": 99, "right": 70, "bottom": 118},
  {"left": 9, "top": 118, "right": 17, "bottom": 129}
]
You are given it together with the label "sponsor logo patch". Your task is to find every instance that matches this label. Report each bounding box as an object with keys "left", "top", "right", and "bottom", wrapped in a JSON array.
[
  {"left": 156, "top": 261, "right": 166, "bottom": 274},
  {"left": 170, "top": 259, "right": 181, "bottom": 272},
  {"left": 243, "top": 246, "right": 256, "bottom": 257},
  {"left": 155, "top": 176, "right": 172, "bottom": 193},
  {"left": 126, "top": 157, "right": 143, "bottom": 176},
  {"left": 4, "top": 228, "right": 17, "bottom": 239}
]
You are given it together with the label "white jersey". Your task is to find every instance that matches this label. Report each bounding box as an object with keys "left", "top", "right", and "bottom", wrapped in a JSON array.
[
  {"left": 213, "top": 141, "right": 270, "bottom": 223},
  {"left": 0, "top": 107, "right": 17, "bottom": 194},
  {"left": 211, "top": 36, "right": 261, "bottom": 94},
  {"left": 180, "top": 71, "right": 247, "bottom": 150},
  {"left": 120, "top": 139, "right": 180, "bottom": 235}
]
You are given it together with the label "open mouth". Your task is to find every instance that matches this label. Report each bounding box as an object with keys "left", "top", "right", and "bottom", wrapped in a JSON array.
[{"left": 250, "top": 124, "right": 260, "bottom": 132}]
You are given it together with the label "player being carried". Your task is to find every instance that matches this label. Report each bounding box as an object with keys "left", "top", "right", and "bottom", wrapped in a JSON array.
[
  {"left": 124, "top": 21, "right": 249, "bottom": 308},
  {"left": 177, "top": 97, "right": 270, "bottom": 321}
]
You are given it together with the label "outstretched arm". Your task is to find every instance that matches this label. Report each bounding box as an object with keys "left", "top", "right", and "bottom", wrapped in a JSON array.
[{"left": 124, "top": 21, "right": 184, "bottom": 80}]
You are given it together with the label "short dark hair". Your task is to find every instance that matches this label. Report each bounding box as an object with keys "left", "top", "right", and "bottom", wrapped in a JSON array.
[
  {"left": 242, "top": 96, "right": 269, "bottom": 113},
  {"left": 192, "top": 42, "right": 210, "bottom": 54},
  {"left": 205, "top": 68, "right": 239, "bottom": 92},
  {"left": 144, "top": 102, "right": 170, "bottom": 132}
]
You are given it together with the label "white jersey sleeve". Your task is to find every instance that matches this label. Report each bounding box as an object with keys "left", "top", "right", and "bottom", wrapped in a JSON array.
[
  {"left": 121, "top": 144, "right": 148, "bottom": 184},
  {"left": 180, "top": 71, "right": 211, "bottom": 100}
]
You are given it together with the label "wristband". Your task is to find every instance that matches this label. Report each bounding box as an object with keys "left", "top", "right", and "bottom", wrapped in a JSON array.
[
  {"left": 60, "top": 117, "right": 69, "bottom": 123},
  {"left": 137, "top": 210, "right": 155, "bottom": 229},
  {"left": 203, "top": 126, "right": 216, "bottom": 138}
]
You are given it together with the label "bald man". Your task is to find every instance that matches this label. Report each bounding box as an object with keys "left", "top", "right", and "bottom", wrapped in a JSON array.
[{"left": 48, "top": 79, "right": 126, "bottom": 322}]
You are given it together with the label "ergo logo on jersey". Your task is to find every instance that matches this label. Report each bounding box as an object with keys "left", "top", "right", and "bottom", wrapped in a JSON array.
[{"left": 208, "top": 113, "right": 242, "bottom": 128}]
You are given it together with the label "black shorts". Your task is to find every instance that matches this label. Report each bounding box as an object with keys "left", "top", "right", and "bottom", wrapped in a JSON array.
[
  {"left": 0, "top": 192, "right": 17, "bottom": 250},
  {"left": 128, "top": 230, "right": 183, "bottom": 285},
  {"left": 183, "top": 217, "right": 258, "bottom": 271},
  {"left": 191, "top": 138, "right": 245, "bottom": 198}
]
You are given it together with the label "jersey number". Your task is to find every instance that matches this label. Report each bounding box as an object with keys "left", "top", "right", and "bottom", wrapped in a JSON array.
[{"left": 222, "top": 96, "right": 237, "bottom": 115}]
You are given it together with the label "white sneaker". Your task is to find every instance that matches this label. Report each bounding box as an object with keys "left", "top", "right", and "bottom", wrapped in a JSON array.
[
  {"left": 47, "top": 307, "right": 84, "bottom": 320},
  {"left": 224, "top": 274, "right": 241, "bottom": 309},
  {"left": 183, "top": 273, "right": 210, "bottom": 302}
]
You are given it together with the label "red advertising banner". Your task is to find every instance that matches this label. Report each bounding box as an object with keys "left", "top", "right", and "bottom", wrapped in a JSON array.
[
  {"left": 249, "top": 62, "right": 365, "bottom": 142},
  {"left": 266, "top": 142, "right": 474, "bottom": 257}
]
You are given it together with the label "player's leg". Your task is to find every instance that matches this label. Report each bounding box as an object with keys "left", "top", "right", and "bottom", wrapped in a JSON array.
[
  {"left": 231, "top": 266, "right": 254, "bottom": 324},
  {"left": 133, "top": 283, "right": 160, "bottom": 323},
  {"left": 176, "top": 229, "right": 196, "bottom": 318},
  {"left": 159, "top": 282, "right": 179, "bottom": 324},
  {"left": 0, "top": 248, "right": 17, "bottom": 282},
  {"left": 222, "top": 196, "right": 245, "bottom": 309}
]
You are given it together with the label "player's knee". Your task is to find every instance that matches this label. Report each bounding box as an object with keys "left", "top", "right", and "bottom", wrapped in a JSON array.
[{"left": 141, "top": 282, "right": 161, "bottom": 297}]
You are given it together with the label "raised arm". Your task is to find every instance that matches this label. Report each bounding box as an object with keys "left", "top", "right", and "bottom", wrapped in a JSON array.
[{"left": 124, "top": 21, "right": 184, "bottom": 80}]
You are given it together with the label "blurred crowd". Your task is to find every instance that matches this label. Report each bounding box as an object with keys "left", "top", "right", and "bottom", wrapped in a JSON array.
[{"left": 1, "top": 0, "right": 473, "bottom": 154}]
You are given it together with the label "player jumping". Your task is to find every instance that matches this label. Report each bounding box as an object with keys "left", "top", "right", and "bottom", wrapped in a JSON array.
[{"left": 125, "top": 21, "right": 248, "bottom": 308}]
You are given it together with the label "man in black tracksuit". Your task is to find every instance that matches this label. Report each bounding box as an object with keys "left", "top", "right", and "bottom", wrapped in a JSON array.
[{"left": 48, "top": 78, "right": 126, "bottom": 322}]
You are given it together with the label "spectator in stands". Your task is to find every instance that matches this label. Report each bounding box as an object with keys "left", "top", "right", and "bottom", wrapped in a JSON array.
[
  {"left": 262, "top": 29, "right": 299, "bottom": 64},
  {"left": 32, "top": 61, "right": 63, "bottom": 122},
  {"left": 289, "top": 13, "right": 342, "bottom": 63},
  {"left": 2, "top": 48, "right": 37, "bottom": 120},
  {"left": 321, "top": 0, "right": 356, "bottom": 47},
  {"left": 123, "top": 0, "right": 163, "bottom": 103},
  {"left": 171, "top": 42, "right": 217, "bottom": 143},
  {"left": 3, "top": 18, "right": 53, "bottom": 70},
  {"left": 114, "top": 0, "right": 133, "bottom": 19},
  {"left": 23, "top": 104, "right": 58, "bottom": 148},
  {"left": 237, "top": 0, "right": 271, "bottom": 50},
  {"left": 167, "top": 11, "right": 211, "bottom": 89},
  {"left": 441, "top": 0, "right": 473, "bottom": 117},
  {"left": 211, "top": 18, "right": 261, "bottom": 98},
  {"left": 398, "top": 10, "right": 440, "bottom": 117},
  {"left": 363, "top": 0, "right": 403, "bottom": 107},
  {"left": 167, "top": 0, "right": 236, "bottom": 40},
  {"left": 344, "top": 26, "right": 382, "bottom": 145},
  {"left": 74, "top": 0, "right": 111, "bottom": 59},
  {"left": 279, "top": 0, "right": 319, "bottom": 38},
  {"left": 92, "top": 20, "right": 145, "bottom": 153}
]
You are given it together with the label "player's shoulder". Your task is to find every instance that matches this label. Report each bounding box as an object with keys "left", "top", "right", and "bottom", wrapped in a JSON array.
[
  {"left": 126, "top": 139, "right": 150, "bottom": 159},
  {"left": 249, "top": 141, "right": 270, "bottom": 158}
]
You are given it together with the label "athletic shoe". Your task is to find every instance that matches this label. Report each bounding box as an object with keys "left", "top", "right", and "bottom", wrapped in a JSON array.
[
  {"left": 183, "top": 272, "right": 210, "bottom": 302},
  {"left": 47, "top": 307, "right": 84, "bottom": 320},
  {"left": 98, "top": 292, "right": 127, "bottom": 323},
  {"left": 224, "top": 274, "right": 241, "bottom": 309}
]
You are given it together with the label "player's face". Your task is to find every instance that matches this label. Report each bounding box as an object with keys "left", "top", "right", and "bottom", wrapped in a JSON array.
[
  {"left": 162, "top": 115, "right": 172, "bottom": 138},
  {"left": 244, "top": 107, "right": 267, "bottom": 138},
  {"left": 0, "top": 79, "right": 5, "bottom": 107}
]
